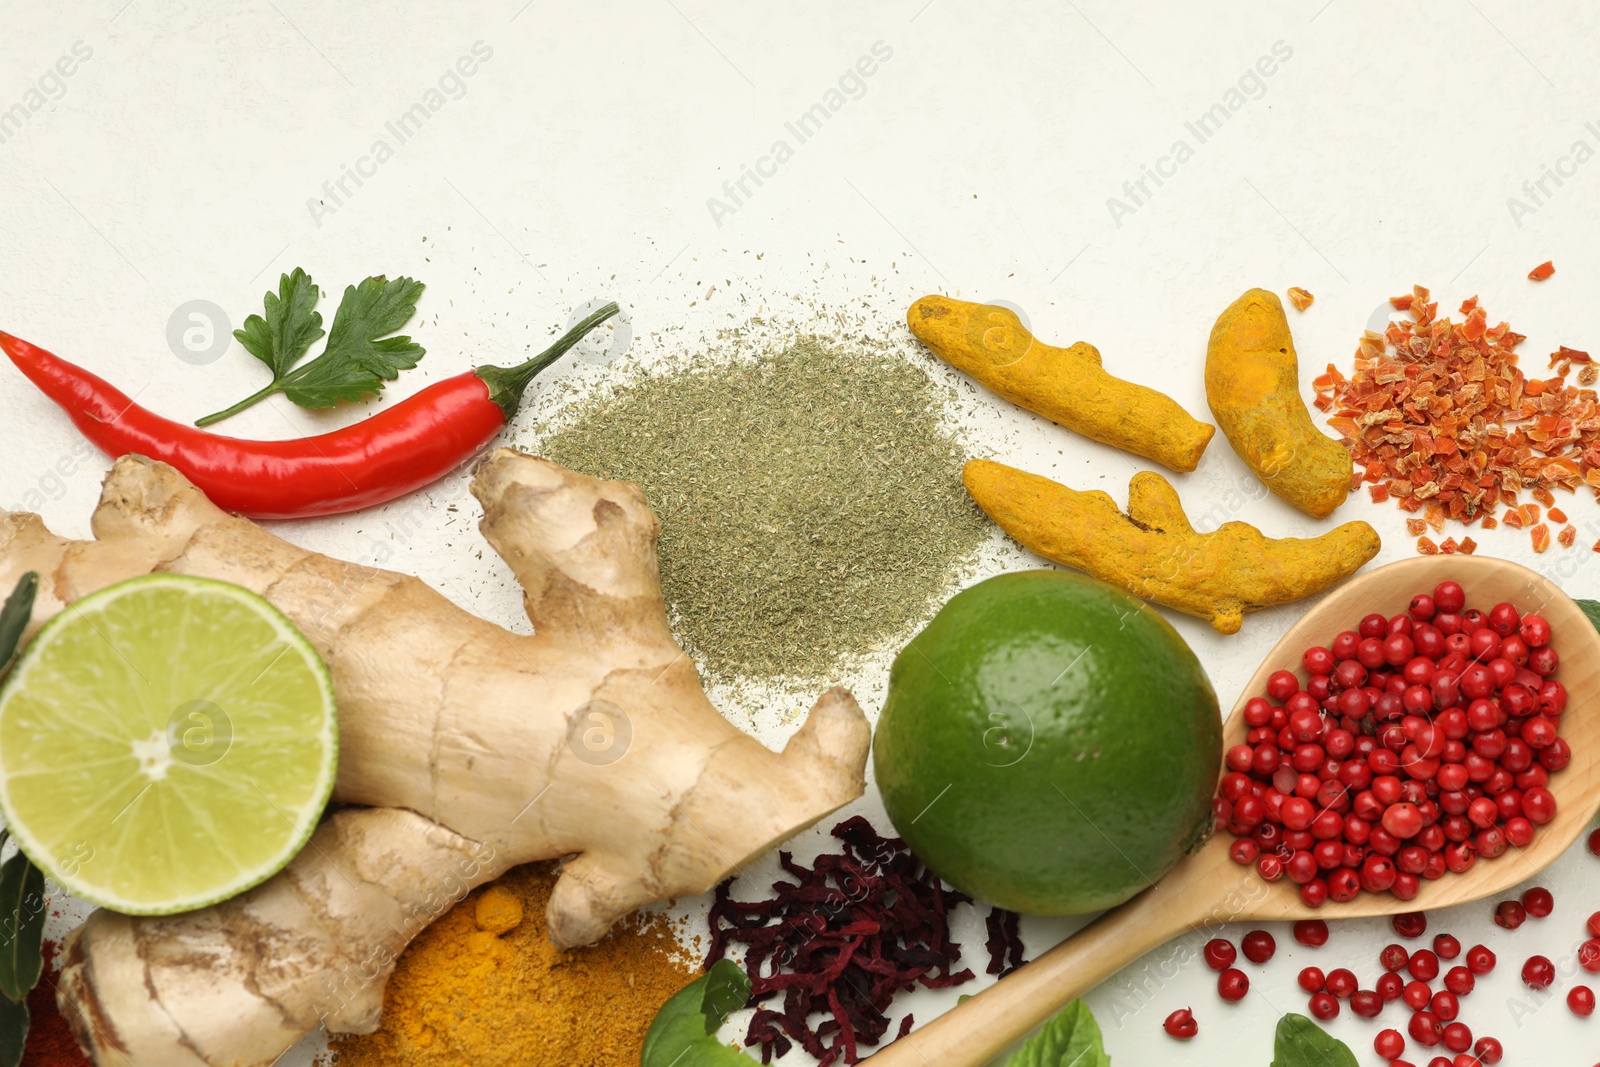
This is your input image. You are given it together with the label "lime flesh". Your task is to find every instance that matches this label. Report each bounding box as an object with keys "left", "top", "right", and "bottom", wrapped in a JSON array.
[{"left": 0, "top": 575, "right": 337, "bottom": 914}]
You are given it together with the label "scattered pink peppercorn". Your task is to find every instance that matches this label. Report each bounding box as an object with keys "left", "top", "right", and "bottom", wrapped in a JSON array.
[
  {"left": 1203, "top": 938, "right": 1235, "bottom": 971},
  {"left": 1404, "top": 981, "right": 1433, "bottom": 1010},
  {"left": 1309, "top": 991, "right": 1339, "bottom": 1021},
  {"left": 1571, "top": 986, "right": 1597, "bottom": 1017},
  {"left": 1382, "top": 943, "right": 1412, "bottom": 971},
  {"left": 1326, "top": 967, "right": 1358, "bottom": 999},
  {"left": 1376, "top": 1028, "right": 1407, "bottom": 1059},
  {"left": 1241, "top": 930, "right": 1276, "bottom": 964},
  {"left": 1298, "top": 967, "right": 1326, "bottom": 993},
  {"left": 1433, "top": 934, "right": 1461, "bottom": 960},
  {"left": 1352, "top": 989, "right": 1384, "bottom": 1018},
  {"left": 1521, "top": 886, "right": 1554, "bottom": 918},
  {"left": 1394, "top": 911, "right": 1429, "bottom": 938},
  {"left": 1218, "top": 967, "right": 1249, "bottom": 1002},
  {"left": 1473, "top": 1036, "right": 1503, "bottom": 1064},
  {"left": 1409, "top": 949, "right": 1441, "bottom": 981},
  {"left": 1410, "top": 1010, "right": 1444, "bottom": 1047},
  {"left": 1522, "top": 954, "right": 1556, "bottom": 990},
  {"left": 1494, "top": 900, "right": 1527, "bottom": 929},
  {"left": 1465, "top": 944, "right": 1496, "bottom": 974},
  {"left": 1163, "top": 1007, "right": 1198, "bottom": 1039},
  {"left": 1293, "top": 919, "right": 1329, "bottom": 947}
]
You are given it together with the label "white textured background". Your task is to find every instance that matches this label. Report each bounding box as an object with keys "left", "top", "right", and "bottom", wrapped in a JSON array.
[{"left": 3, "top": 1, "right": 1599, "bottom": 1064}]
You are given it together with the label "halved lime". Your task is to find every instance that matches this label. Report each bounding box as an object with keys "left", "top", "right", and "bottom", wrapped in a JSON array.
[{"left": 0, "top": 575, "right": 337, "bottom": 914}]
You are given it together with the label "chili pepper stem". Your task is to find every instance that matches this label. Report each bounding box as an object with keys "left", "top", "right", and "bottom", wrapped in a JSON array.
[
  {"left": 195, "top": 382, "right": 282, "bottom": 427},
  {"left": 477, "top": 302, "right": 621, "bottom": 421}
]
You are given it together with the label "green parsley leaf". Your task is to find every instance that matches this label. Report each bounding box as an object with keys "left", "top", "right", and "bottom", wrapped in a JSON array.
[
  {"left": 640, "top": 959, "right": 757, "bottom": 1066},
  {"left": 279, "top": 276, "right": 426, "bottom": 409},
  {"left": 0, "top": 992, "right": 27, "bottom": 1067},
  {"left": 196, "top": 272, "right": 425, "bottom": 426},
  {"left": 234, "top": 267, "right": 324, "bottom": 379},
  {"left": 995, "top": 999, "right": 1111, "bottom": 1067},
  {"left": 1270, "top": 1013, "right": 1357, "bottom": 1067}
]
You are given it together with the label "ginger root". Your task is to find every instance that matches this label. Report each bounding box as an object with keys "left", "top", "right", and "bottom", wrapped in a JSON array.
[
  {"left": 907, "top": 295, "right": 1214, "bottom": 472},
  {"left": 1206, "top": 288, "right": 1352, "bottom": 517},
  {"left": 0, "top": 450, "right": 870, "bottom": 1067},
  {"left": 963, "top": 458, "right": 1381, "bottom": 633}
]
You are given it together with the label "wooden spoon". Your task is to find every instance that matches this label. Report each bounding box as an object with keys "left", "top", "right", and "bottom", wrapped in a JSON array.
[{"left": 866, "top": 555, "right": 1600, "bottom": 1066}]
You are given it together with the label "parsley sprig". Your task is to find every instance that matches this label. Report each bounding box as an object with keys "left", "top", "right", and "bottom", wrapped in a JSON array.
[{"left": 195, "top": 268, "right": 426, "bottom": 426}]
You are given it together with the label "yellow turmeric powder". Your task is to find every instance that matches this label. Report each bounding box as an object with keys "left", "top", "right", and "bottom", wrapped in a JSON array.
[{"left": 328, "top": 863, "right": 696, "bottom": 1066}]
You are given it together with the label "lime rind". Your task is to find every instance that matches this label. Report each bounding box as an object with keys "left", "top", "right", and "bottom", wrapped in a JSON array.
[{"left": 0, "top": 574, "right": 338, "bottom": 915}]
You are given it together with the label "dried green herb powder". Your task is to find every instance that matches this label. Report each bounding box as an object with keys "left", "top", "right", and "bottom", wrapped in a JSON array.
[{"left": 533, "top": 337, "right": 987, "bottom": 682}]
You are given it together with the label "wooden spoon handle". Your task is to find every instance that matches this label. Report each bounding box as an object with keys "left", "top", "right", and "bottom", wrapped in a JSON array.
[{"left": 865, "top": 885, "right": 1196, "bottom": 1066}]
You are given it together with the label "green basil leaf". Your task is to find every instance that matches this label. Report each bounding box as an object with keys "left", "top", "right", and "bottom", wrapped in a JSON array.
[
  {"left": 0, "top": 572, "right": 38, "bottom": 672},
  {"left": 699, "top": 958, "right": 749, "bottom": 1033},
  {"left": 641, "top": 960, "right": 756, "bottom": 1066},
  {"left": 1001, "top": 999, "right": 1110, "bottom": 1067},
  {"left": 1576, "top": 598, "right": 1600, "bottom": 635},
  {"left": 0, "top": 850, "right": 46, "bottom": 1002},
  {"left": 1270, "top": 1013, "right": 1357, "bottom": 1067},
  {"left": 0, "top": 993, "right": 27, "bottom": 1067}
]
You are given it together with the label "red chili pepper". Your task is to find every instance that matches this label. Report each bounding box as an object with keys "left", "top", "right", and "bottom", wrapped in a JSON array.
[{"left": 1, "top": 303, "right": 617, "bottom": 520}]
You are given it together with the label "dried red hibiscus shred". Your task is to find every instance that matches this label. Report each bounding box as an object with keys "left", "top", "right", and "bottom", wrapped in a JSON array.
[
  {"left": 705, "top": 816, "right": 977, "bottom": 1064},
  {"left": 984, "top": 906, "right": 1026, "bottom": 978}
]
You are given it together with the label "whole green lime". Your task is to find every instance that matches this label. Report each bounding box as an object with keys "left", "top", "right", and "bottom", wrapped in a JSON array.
[{"left": 874, "top": 570, "right": 1221, "bottom": 914}]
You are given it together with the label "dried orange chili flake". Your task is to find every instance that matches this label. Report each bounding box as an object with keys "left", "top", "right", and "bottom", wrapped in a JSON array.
[
  {"left": 1323, "top": 283, "right": 1600, "bottom": 539},
  {"left": 1481, "top": 515, "right": 1498, "bottom": 530},
  {"left": 1558, "top": 524, "right": 1577, "bottom": 548},
  {"left": 1531, "top": 523, "right": 1551, "bottom": 552},
  {"left": 1287, "top": 287, "right": 1315, "bottom": 311},
  {"left": 1504, "top": 509, "right": 1525, "bottom": 529},
  {"left": 1529, "top": 260, "right": 1556, "bottom": 281},
  {"left": 1417, "top": 536, "right": 1440, "bottom": 555},
  {"left": 1533, "top": 486, "right": 1556, "bottom": 507},
  {"left": 1521, "top": 504, "right": 1541, "bottom": 526},
  {"left": 1549, "top": 506, "right": 1568, "bottom": 524},
  {"left": 1440, "top": 536, "right": 1460, "bottom": 554},
  {"left": 1406, "top": 518, "right": 1428, "bottom": 536},
  {"left": 1460, "top": 537, "right": 1478, "bottom": 554},
  {"left": 1370, "top": 484, "right": 1390, "bottom": 503}
]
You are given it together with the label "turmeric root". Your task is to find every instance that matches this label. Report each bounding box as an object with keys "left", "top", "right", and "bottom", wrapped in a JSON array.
[
  {"left": 1207, "top": 288, "right": 1351, "bottom": 517},
  {"left": 0, "top": 451, "right": 871, "bottom": 1067},
  {"left": 963, "top": 458, "right": 1380, "bottom": 633},
  {"left": 907, "top": 295, "right": 1214, "bottom": 472}
]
